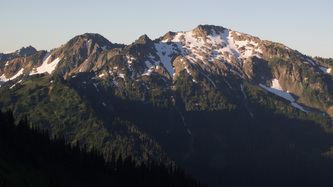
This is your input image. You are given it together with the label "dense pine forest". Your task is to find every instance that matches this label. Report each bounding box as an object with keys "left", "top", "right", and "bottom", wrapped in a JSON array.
[{"left": 0, "top": 110, "right": 203, "bottom": 187}]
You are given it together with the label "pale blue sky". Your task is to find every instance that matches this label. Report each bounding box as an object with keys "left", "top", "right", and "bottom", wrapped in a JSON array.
[{"left": 1, "top": 0, "right": 332, "bottom": 58}]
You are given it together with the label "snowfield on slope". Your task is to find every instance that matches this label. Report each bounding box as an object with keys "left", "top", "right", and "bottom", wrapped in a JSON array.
[
  {"left": 0, "top": 68, "right": 24, "bottom": 84},
  {"left": 30, "top": 52, "right": 60, "bottom": 75},
  {"left": 259, "top": 79, "right": 308, "bottom": 113},
  {"left": 154, "top": 42, "right": 178, "bottom": 77},
  {"left": 153, "top": 27, "right": 263, "bottom": 78},
  {"left": 319, "top": 66, "right": 331, "bottom": 74}
]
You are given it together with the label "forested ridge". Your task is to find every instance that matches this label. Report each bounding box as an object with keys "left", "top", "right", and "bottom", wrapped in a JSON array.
[
  {"left": 2, "top": 71, "right": 333, "bottom": 186},
  {"left": 0, "top": 110, "right": 203, "bottom": 187}
]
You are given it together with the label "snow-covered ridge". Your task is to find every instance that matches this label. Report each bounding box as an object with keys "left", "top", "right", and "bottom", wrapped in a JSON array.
[
  {"left": 153, "top": 27, "right": 263, "bottom": 78},
  {"left": 259, "top": 79, "right": 308, "bottom": 113}
]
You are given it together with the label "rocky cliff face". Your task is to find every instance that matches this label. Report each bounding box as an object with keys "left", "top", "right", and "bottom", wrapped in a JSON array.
[
  {"left": 0, "top": 46, "right": 37, "bottom": 61},
  {"left": 49, "top": 33, "right": 125, "bottom": 77}
]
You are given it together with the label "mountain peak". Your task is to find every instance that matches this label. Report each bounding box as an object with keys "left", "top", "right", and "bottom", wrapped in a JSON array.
[
  {"left": 0, "top": 45, "right": 37, "bottom": 61},
  {"left": 192, "top": 24, "right": 226, "bottom": 36},
  {"left": 80, "top": 33, "right": 112, "bottom": 46},
  {"left": 133, "top": 34, "right": 152, "bottom": 45},
  {"left": 18, "top": 46, "right": 37, "bottom": 57},
  {"left": 63, "top": 33, "right": 112, "bottom": 49},
  {"left": 80, "top": 33, "right": 104, "bottom": 40}
]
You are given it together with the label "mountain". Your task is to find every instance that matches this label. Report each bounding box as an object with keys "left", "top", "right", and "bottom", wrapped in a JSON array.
[
  {"left": 1, "top": 25, "right": 333, "bottom": 186},
  {"left": 1, "top": 26, "right": 332, "bottom": 116},
  {"left": 0, "top": 46, "right": 37, "bottom": 61}
]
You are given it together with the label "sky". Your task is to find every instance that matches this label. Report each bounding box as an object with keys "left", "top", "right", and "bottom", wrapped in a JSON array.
[{"left": 1, "top": 0, "right": 332, "bottom": 58}]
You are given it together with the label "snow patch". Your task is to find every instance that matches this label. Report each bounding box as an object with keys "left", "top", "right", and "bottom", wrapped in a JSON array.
[
  {"left": 112, "top": 80, "right": 119, "bottom": 87},
  {"left": 102, "top": 102, "right": 107, "bottom": 107},
  {"left": 233, "top": 70, "right": 243, "bottom": 78},
  {"left": 225, "top": 80, "right": 232, "bottom": 89},
  {"left": 142, "top": 67, "right": 154, "bottom": 76},
  {"left": 125, "top": 56, "right": 134, "bottom": 79},
  {"left": 11, "top": 68, "right": 24, "bottom": 80},
  {"left": 145, "top": 60, "right": 153, "bottom": 69},
  {"left": 240, "top": 84, "right": 247, "bottom": 99},
  {"left": 30, "top": 53, "right": 60, "bottom": 75},
  {"left": 9, "top": 80, "right": 22, "bottom": 89},
  {"left": 179, "top": 112, "right": 192, "bottom": 135},
  {"left": 259, "top": 79, "right": 308, "bottom": 113},
  {"left": 93, "top": 83, "right": 99, "bottom": 92},
  {"left": 0, "top": 68, "right": 25, "bottom": 84},
  {"left": 185, "top": 66, "right": 197, "bottom": 82},
  {"left": 185, "top": 66, "right": 192, "bottom": 76},
  {"left": 147, "top": 53, "right": 156, "bottom": 60},
  {"left": 319, "top": 67, "right": 331, "bottom": 74},
  {"left": 260, "top": 79, "right": 294, "bottom": 102},
  {"left": 142, "top": 60, "right": 153, "bottom": 75},
  {"left": 142, "top": 82, "right": 149, "bottom": 90},
  {"left": 154, "top": 42, "right": 176, "bottom": 77},
  {"left": 306, "top": 58, "right": 316, "bottom": 66},
  {"left": 9, "top": 83, "right": 17, "bottom": 89},
  {"left": 99, "top": 74, "right": 105, "bottom": 78},
  {"left": 271, "top": 78, "right": 282, "bottom": 90},
  {"left": 118, "top": 73, "right": 125, "bottom": 79},
  {"left": 202, "top": 73, "right": 216, "bottom": 88},
  {"left": 291, "top": 103, "right": 308, "bottom": 113}
]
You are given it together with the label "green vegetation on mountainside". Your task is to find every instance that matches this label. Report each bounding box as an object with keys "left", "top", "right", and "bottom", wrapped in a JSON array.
[
  {"left": 0, "top": 74, "right": 169, "bottom": 164},
  {"left": 2, "top": 69, "right": 333, "bottom": 187},
  {"left": 0, "top": 110, "right": 202, "bottom": 187}
]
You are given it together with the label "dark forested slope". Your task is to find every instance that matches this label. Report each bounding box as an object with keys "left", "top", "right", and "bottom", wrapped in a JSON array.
[{"left": 0, "top": 110, "right": 203, "bottom": 187}]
